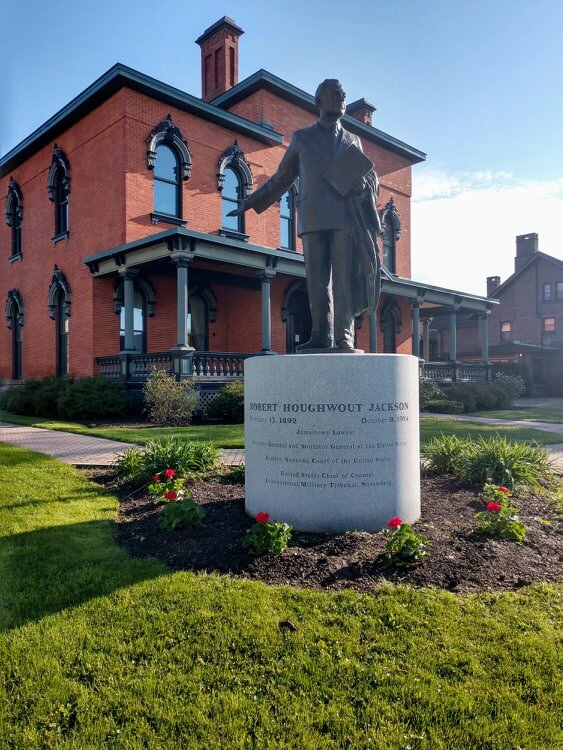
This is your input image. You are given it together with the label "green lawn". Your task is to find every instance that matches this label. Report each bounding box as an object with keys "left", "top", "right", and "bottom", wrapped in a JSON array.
[
  {"left": 469, "top": 407, "right": 563, "bottom": 424},
  {"left": 0, "top": 443, "right": 561, "bottom": 749},
  {"left": 1, "top": 410, "right": 562, "bottom": 449}
]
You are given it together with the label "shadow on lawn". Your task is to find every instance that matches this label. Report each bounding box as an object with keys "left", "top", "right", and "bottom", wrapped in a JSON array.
[{"left": 0, "top": 520, "right": 166, "bottom": 633}]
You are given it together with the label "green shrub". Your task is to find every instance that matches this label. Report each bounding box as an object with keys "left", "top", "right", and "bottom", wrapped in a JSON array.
[
  {"left": 0, "top": 379, "right": 43, "bottom": 415},
  {"left": 33, "top": 377, "right": 72, "bottom": 418},
  {"left": 423, "top": 434, "right": 554, "bottom": 489},
  {"left": 460, "top": 436, "right": 553, "bottom": 489},
  {"left": 445, "top": 382, "right": 512, "bottom": 412},
  {"left": 445, "top": 384, "right": 477, "bottom": 412},
  {"left": 143, "top": 370, "right": 197, "bottom": 426},
  {"left": 419, "top": 380, "right": 445, "bottom": 410},
  {"left": 207, "top": 381, "right": 244, "bottom": 423},
  {"left": 492, "top": 362, "right": 531, "bottom": 393},
  {"left": 57, "top": 377, "right": 128, "bottom": 420},
  {"left": 113, "top": 448, "right": 144, "bottom": 479},
  {"left": 494, "top": 372, "right": 526, "bottom": 401},
  {"left": 158, "top": 499, "right": 205, "bottom": 531},
  {"left": 422, "top": 434, "right": 470, "bottom": 475},
  {"left": 424, "top": 399, "right": 465, "bottom": 414},
  {"left": 138, "top": 437, "right": 221, "bottom": 479}
]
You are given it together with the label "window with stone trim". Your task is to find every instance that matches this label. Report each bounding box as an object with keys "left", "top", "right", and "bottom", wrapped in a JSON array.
[
  {"left": 543, "top": 283, "right": 552, "bottom": 302},
  {"left": 5, "top": 179, "right": 23, "bottom": 259},
  {"left": 217, "top": 141, "right": 253, "bottom": 239},
  {"left": 557, "top": 282, "right": 563, "bottom": 300},
  {"left": 146, "top": 115, "right": 192, "bottom": 225},
  {"left": 47, "top": 145, "right": 71, "bottom": 241}
]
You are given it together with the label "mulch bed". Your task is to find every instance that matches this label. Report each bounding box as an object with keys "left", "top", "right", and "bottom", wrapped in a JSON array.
[{"left": 87, "top": 470, "right": 562, "bottom": 594}]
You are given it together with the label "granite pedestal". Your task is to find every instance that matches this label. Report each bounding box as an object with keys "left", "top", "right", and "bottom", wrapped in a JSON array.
[{"left": 245, "top": 354, "right": 420, "bottom": 533}]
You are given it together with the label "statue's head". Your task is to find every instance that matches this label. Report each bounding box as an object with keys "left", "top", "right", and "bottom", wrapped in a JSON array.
[{"left": 315, "top": 79, "right": 346, "bottom": 120}]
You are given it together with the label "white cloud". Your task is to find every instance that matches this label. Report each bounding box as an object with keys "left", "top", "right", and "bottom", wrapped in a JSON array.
[{"left": 411, "top": 169, "right": 563, "bottom": 296}]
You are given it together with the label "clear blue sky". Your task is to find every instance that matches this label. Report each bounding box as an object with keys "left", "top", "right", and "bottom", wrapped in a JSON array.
[{"left": 3, "top": 0, "right": 563, "bottom": 294}]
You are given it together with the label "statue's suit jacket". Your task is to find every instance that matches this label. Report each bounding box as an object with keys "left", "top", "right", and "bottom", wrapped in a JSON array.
[{"left": 245, "top": 122, "right": 381, "bottom": 238}]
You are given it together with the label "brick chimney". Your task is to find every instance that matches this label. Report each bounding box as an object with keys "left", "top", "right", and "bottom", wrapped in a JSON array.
[
  {"left": 196, "top": 17, "right": 244, "bottom": 102},
  {"left": 487, "top": 276, "right": 501, "bottom": 296},
  {"left": 515, "top": 232, "right": 538, "bottom": 272},
  {"left": 345, "top": 98, "right": 376, "bottom": 126}
]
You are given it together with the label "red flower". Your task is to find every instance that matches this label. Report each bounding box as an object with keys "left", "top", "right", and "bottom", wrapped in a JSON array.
[
  {"left": 498, "top": 486, "right": 510, "bottom": 494},
  {"left": 388, "top": 517, "right": 402, "bottom": 530},
  {"left": 164, "top": 490, "right": 177, "bottom": 501},
  {"left": 163, "top": 468, "right": 176, "bottom": 479},
  {"left": 152, "top": 474, "right": 161, "bottom": 482},
  {"left": 486, "top": 501, "right": 502, "bottom": 512},
  {"left": 256, "top": 512, "right": 270, "bottom": 524}
]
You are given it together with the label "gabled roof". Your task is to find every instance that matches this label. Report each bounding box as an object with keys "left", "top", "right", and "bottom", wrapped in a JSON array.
[
  {"left": 211, "top": 69, "right": 426, "bottom": 165},
  {"left": 0, "top": 64, "right": 284, "bottom": 178},
  {"left": 493, "top": 251, "right": 563, "bottom": 297}
]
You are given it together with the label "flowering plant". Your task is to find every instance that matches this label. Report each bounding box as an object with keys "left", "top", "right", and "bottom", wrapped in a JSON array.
[
  {"left": 475, "top": 484, "right": 526, "bottom": 541},
  {"left": 242, "top": 512, "right": 292, "bottom": 555},
  {"left": 159, "top": 499, "right": 204, "bottom": 531},
  {"left": 148, "top": 468, "right": 187, "bottom": 504},
  {"left": 383, "top": 517, "right": 430, "bottom": 566},
  {"left": 482, "top": 483, "right": 511, "bottom": 504}
]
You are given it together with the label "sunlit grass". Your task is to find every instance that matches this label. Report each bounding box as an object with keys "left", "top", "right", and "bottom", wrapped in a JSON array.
[{"left": 0, "top": 443, "right": 561, "bottom": 748}]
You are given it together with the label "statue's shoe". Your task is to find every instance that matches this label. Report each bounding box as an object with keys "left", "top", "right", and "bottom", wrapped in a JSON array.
[{"left": 295, "top": 337, "right": 332, "bottom": 352}]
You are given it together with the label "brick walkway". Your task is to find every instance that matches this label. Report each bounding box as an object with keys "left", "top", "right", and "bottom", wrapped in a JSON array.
[{"left": 0, "top": 422, "right": 244, "bottom": 467}]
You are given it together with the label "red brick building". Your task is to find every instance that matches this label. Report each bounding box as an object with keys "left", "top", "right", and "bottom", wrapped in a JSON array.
[
  {"left": 1, "top": 17, "right": 493, "bottom": 398},
  {"left": 427, "top": 233, "right": 563, "bottom": 394}
]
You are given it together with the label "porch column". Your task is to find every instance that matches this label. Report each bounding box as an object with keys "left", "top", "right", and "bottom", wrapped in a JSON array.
[
  {"left": 258, "top": 268, "right": 276, "bottom": 353},
  {"left": 411, "top": 300, "right": 421, "bottom": 358},
  {"left": 369, "top": 311, "right": 377, "bottom": 352},
  {"left": 449, "top": 307, "right": 458, "bottom": 362},
  {"left": 480, "top": 310, "right": 491, "bottom": 380},
  {"left": 120, "top": 269, "right": 138, "bottom": 352},
  {"left": 423, "top": 317, "right": 433, "bottom": 361},
  {"left": 171, "top": 251, "right": 195, "bottom": 378}
]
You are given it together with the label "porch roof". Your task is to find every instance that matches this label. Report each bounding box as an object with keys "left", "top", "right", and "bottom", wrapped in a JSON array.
[{"left": 83, "top": 227, "right": 495, "bottom": 312}]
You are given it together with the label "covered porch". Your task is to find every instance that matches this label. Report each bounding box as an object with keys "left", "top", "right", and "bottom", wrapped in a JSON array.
[{"left": 86, "top": 227, "right": 496, "bottom": 389}]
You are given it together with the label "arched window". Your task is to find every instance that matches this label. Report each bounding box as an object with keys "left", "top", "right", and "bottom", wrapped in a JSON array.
[
  {"left": 279, "top": 187, "right": 297, "bottom": 250},
  {"left": 5, "top": 179, "right": 23, "bottom": 259},
  {"left": 380, "top": 299, "right": 402, "bottom": 353},
  {"left": 146, "top": 115, "right": 191, "bottom": 224},
  {"left": 120, "top": 289, "right": 146, "bottom": 353},
  {"left": 217, "top": 141, "right": 253, "bottom": 238},
  {"left": 188, "top": 287, "right": 217, "bottom": 351},
  {"left": 380, "top": 197, "right": 401, "bottom": 274},
  {"left": 5, "top": 289, "right": 24, "bottom": 379},
  {"left": 114, "top": 276, "right": 156, "bottom": 354},
  {"left": 282, "top": 281, "right": 312, "bottom": 354},
  {"left": 47, "top": 266, "right": 71, "bottom": 376},
  {"left": 153, "top": 143, "right": 181, "bottom": 217},
  {"left": 221, "top": 167, "right": 245, "bottom": 233},
  {"left": 47, "top": 145, "right": 71, "bottom": 241}
]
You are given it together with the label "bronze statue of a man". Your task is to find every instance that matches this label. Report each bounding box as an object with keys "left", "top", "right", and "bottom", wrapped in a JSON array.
[{"left": 230, "top": 79, "right": 381, "bottom": 352}]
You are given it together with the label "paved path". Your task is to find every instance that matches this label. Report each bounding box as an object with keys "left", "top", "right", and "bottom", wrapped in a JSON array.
[
  {"left": 0, "top": 416, "right": 561, "bottom": 473},
  {"left": 0, "top": 422, "right": 244, "bottom": 467}
]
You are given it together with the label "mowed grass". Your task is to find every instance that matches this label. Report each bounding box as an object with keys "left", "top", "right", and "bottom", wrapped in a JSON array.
[
  {"left": 0, "top": 443, "right": 561, "bottom": 749},
  {"left": 1, "top": 410, "right": 562, "bottom": 449}
]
